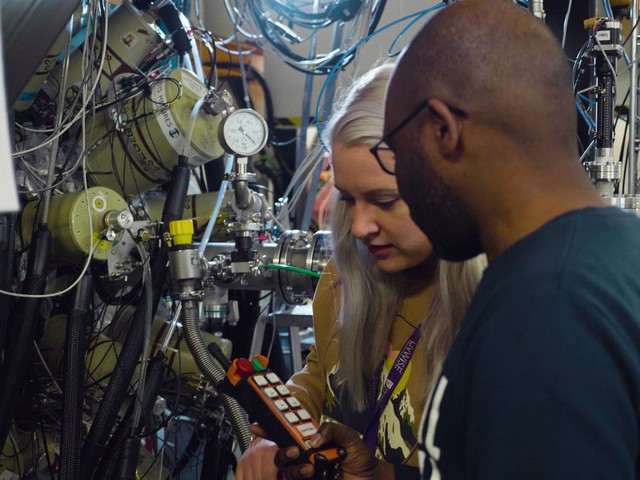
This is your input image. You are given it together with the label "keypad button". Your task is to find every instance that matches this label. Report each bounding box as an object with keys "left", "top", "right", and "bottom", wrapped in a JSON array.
[
  {"left": 285, "top": 412, "right": 299, "bottom": 424},
  {"left": 296, "top": 423, "right": 317, "bottom": 437},
  {"left": 296, "top": 409, "right": 311, "bottom": 421},
  {"left": 276, "top": 385, "right": 290, "bottom": 395},
  {"left": 264, "top": 387, "right": 278, "bottom": 398},
  {"left": 274, "top": 399, "right": 288, "bottom": 411},
  {"left": 253, "top": 375, "right": 268, "bottom": 386},
  {"left": 266, "top": 373, "right": 280, "bottom": 384},
  {"left": 286, "top": 397, "right": 300, "bottom": 408}
]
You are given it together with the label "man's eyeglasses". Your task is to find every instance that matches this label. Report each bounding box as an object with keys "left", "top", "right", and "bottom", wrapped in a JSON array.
[{"left": 370, "top": 100, "right": 468, "bottom": 175}]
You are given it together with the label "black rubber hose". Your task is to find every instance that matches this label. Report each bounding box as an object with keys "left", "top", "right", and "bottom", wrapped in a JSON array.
[
  {"left": 80, "top": 159, "right": 191, "bottom": 478},
  {"left": 116, "top": 352, "right": 166, "bottom": 480},
  {"left": 201, "top": 425, "right": 224, "bottom": 479},
  {"left": 0, "top": 224, "right": 51, "bottom": 449},
  {"left": 59, "top": 273, "right": 92, "bottom": 480},
  {"left": 79, "top": 287, "right": 149, "bottom": 477},
  {"left": 114, "top": 155, "right": 190, "bottom": 478},
  {"left": 139, "top": 352, "right": 167, "bottom": 434},
  {"left": 92, "top": 401, "right": 136, "bottom": 480},
  {"left": 0, "top": 213, "right": 16, "bottom": 355},
  {"left": 162, "top": 157, "right": 191, "bottom": 221},
  {"left": 116, "top": 437, "right": 141, "bottom": 480}
]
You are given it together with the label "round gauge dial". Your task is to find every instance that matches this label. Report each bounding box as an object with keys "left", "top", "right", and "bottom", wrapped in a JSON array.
[{"left": 219, "top": 108, "right": 269, "bottom": 157}]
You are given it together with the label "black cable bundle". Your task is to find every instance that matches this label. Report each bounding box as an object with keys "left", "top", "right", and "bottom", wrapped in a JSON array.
[
  {"left": 80, "top": 158, "right": 191, "bottom": 479},
  {"left": 59, "top": 273, "right": 93, "bottom": 480},
  {"left": 0, "top": 224, "right": 51, "bottom": 450}
]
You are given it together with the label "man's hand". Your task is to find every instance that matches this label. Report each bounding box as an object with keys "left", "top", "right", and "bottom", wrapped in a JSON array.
[
  {"left": 274, "top": 422, "right": 394, "bottom": 480},
  {"left": 236, "top": 424, "right": 280, "bottom": 480}
]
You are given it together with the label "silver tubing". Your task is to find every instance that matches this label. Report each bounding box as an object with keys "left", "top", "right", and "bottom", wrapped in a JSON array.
[
  {"left": 41, "top": 18, "right": 74, "bottom": 224},
  {"left": 628, "top": 0, "right": 638, "bottom": 194},
  {"left": 181, "top": 300, "right": 252, "bottom": 451}
]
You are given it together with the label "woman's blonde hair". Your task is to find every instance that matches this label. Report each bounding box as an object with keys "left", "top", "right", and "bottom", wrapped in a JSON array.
[{"left": 323, "top": 64, "right": 486, "bottom": 410}]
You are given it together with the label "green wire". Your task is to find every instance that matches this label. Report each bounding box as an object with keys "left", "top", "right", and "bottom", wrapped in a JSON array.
[{"left": 262, "top": 263, "right": 322, "bottom": 278}]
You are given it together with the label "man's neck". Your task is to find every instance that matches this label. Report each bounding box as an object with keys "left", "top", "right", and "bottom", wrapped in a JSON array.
[{"left": 474, "top": 161, "right": 606, "bottom": 262}]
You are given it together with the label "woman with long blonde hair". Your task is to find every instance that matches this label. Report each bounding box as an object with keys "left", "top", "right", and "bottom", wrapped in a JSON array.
[{"left": 236, "top": 64, "right": 486, "bottom": 480}]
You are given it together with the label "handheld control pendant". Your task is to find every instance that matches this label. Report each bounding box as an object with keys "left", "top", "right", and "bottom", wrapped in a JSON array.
[{"left": 209, "top": 344, "right": 346, "bottom": 478}]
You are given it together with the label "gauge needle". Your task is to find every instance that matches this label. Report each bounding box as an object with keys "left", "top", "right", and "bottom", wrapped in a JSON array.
[{"left": 238, "top": 126, "right": 256, "bottom": 145}]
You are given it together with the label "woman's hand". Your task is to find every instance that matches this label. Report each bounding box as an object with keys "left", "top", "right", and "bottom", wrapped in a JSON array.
[
  {"left": 274, "top": 422, "right": 394, "bottom": 480},
  {"left": 236, "top": 425, "right": 280, "bottom": 480}
]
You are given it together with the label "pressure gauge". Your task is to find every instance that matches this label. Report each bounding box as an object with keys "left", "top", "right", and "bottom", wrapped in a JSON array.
[{"left": 219, "top": 108, "right": 269, "bottom": 157}]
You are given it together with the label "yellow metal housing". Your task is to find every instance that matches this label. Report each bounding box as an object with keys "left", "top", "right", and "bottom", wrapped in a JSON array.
[
  {"left": 21, "top": 187, "right": 128, "bottom": 264},
  {"left": 87, "top": 68, "right": 224, "bottom": 198}
]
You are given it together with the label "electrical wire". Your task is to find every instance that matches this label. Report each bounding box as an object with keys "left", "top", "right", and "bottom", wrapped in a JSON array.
[
  {"left": 12, "top": 0, "right": 110, "bottom": 159},
  {"left": 130, "top": 243, "right": 153, "bottom": 434},
  {"left": 225, "top": 0, "right": 379, "bottom": 75},
  {"left": 33, "top": 341, "right": 63, "bottom": 395},
  {"left": 594, "top": 35, "right": 619, "bottom": 102},
  {"left": 562, "top": 0, "right": 573, "bottom": 49},
  {"left": 182, "top": 91, "right": 208, "bottom": 157},
  {"left": 387, "top": 8, "right": 429, "bottom": 57},
  {"left": 576, "top": 98, "right": 596, "bottom": 131},
  {"left": 7, "top": 0, "right": 331, "bottom": 474},
  {"left": 314, "top": 4, "right": 446, "bottom": 153},
  {"left": 15, "top": 50, "right": 156, "bottom": 194},
  {"left": 277, "top": 142, "right": 325, "bottom": 219},
  {"left": 260, "top": 263, "right": 321, "bottom": 278},
  {"left": 0, "top": 37, "right": 98, "bottom": 298},
  {"left": 265, "top": 294, "right": 277, "bottom": 360},
  {"left": 623, "top": 14, "right": 640, "bottom": 47}
]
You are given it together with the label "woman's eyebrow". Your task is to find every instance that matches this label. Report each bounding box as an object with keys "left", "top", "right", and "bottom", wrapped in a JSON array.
[
  {"left": 335, "top": 185, "right": 398, "bottom": 196},
  {"left": 361, "top": 188, "right": 400, "bottom": 197}
]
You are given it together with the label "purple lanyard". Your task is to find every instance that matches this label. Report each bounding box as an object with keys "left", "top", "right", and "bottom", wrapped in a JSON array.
[{"left": 362, "top": 324, "right": 422, "bottom": 453}]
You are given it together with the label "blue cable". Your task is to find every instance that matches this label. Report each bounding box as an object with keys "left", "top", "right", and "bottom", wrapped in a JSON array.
[
  {"left": 314, "top": 3, "right": 446, "bottom": 152},
  {"left": 578, "top": 93, "right": 596, "bottom": 105},
  {"left": 576, "top": 98, "right": 596, "bottom": 131},
  {"left": 387, "top": 10, "right": 434, "bottom": 57}
]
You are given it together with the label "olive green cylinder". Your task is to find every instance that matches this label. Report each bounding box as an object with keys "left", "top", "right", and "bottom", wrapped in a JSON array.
[{"left": 86, "top": 68, "right": 225, "bottom": 198}]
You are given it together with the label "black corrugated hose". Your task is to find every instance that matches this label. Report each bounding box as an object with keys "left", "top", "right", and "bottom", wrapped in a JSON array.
[
  {"left": 0, "top": 213, "right": 16, "bottom": 355},
  {"left": 79, "top": 274, "right": 151, "bottom": 478},
  {"left": 0, "top": 224, "right": 51, "bottom": 450},
  {"left": 59, "top": 272, "right": 92, "bottom": 480},
  {"left": 80, "top": 159, "right": 191, "bottom": 478}
]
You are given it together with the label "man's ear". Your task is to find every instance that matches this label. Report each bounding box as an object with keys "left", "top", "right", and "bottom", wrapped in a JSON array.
[{"left": 427, "top": 98, "right": 462, "bottom": 159}]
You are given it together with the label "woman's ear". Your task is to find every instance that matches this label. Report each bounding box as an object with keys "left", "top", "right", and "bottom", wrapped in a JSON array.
[{"left": 427, "top": 98, "right": 463, "bottom": 159}]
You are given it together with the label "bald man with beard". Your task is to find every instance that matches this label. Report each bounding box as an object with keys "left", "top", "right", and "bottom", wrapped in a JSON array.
[
  {"left": 276, "top": 1, "right": 640, "bottom": 479},
  {"left": 386, "top": 1, "right": 640, "bottom": 479}
]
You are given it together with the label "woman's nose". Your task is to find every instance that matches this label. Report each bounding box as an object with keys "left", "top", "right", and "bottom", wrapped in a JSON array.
[{"left": 350, "top": 205, "right": 380, "bottom": 240}]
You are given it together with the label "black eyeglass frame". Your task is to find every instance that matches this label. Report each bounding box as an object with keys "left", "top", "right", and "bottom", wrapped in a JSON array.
[{"left": 370, "top": 100, "right": 468, "bottom": 175}]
